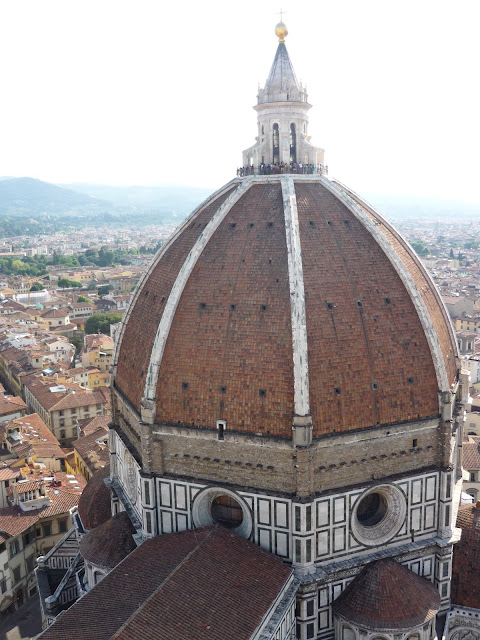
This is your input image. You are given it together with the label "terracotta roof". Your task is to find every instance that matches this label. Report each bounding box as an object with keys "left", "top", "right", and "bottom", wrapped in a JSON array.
[
  {"left": 23, "top": 376, "right": 106, "bottom": 412},
  {"left": 41, "top": 309, "right": 69, "bottom": 318},
  {"left": 84, "top": 334, "right": 113, "bottom": 351},
  {"left": 451, "top": 502, "right": 480, "bottom": 609},
  {"left": 0, "top": 395, "right": 27, "bottom": 416},
  {"left": 78, "top": 415, "right": 110, "bottom": 437},
  {"left": 0, "top": 507, "right": 39, "bottom": 536},
  {"left": 463, "top": 440, "right": 480, "bottom": 469},
  {"left": 115, "top": 180, "right": 456, "bottom": 438},
  {"left": 73, "top": 427, "right": 109, "bottom": 470},
  {"left": 11, "top": 442, "right": 34, "bottom": 458},
  {"left": 77, "top": 465, "right": 111, "bottom": 530},
  {"left": 332, "top": 558, "right": 441, "bottom": 631},
  {"left": 38, "top": 525, "right": 293, "bottom": 640},
  {"left": 4, "top": 413, "right": 59, "bottom": 445},
  {"left": 13, "top": 479, "right": 44, "bottom": 493},
  {"left": 0, "top": 467, "right": 20, "bottom": 482},
  {"left": 0, "top": 471, "right": 85, "bottom": 536},
  {"left": 68, "top": 367, "right": 89, "bottom": 376},
  {"left": 79, "top": 511, "right": 136, "bottom": 569}
]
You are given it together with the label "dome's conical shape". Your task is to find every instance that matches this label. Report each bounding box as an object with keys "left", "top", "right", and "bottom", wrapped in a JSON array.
[
  {"left": 78, "top": 465, "right": 111, "bottom": 531},
  {"left": 79, "top": 510, "right": 137, "bottom": 569},
  {"left": 332, "top": 557, "right": 441, "bottom": 631},
  {"left": 113, "top": 175, "right": 457, "bottom": 439}
]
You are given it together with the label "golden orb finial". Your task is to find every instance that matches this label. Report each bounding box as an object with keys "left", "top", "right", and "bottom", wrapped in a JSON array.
[{"left": 275, "top": 21, "right": 288, "bottom": 42}]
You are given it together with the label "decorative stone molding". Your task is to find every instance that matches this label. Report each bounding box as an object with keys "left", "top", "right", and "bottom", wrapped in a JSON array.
[
  {"left": 191, "top": 486, "right": 252, "bottom": 539},
  {"left": 350, "top": 484, "right": 407, "bottom": 547}
]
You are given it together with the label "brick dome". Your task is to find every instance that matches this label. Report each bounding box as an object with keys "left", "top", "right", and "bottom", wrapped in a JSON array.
[
  {"left": 78, "top": 465, "right": 111, "bottom": 531},
  {"left": 332, "top": 558, "right": 441, "bottom": 631},
  {"left": 79, "top": 511, "right": 137, "bottom": 570},
  {"left": 113, "top": 176, "right": 457, "bottom": 439}
]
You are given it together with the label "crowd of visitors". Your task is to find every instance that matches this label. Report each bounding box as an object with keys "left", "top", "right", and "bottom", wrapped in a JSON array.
[{"left": 237, "top": 162, "right": 328, "bottom": 177}]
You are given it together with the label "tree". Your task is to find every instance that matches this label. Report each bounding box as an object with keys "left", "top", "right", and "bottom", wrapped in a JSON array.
[
  {"left": 84, "top": 313, "right": 123, "bottom": 335},
  {"left": 58, "top": 278, "right": 82, "bottom": 288},
  {"left": 98, "top": 284, "right": 113, "bottom": 297},
  {"left": 449, "top": 249, "right": 455, "bottom": 259},
  {"left": 70, "top": 335, "right": 84, "bottom": 352},
  {"left": 30, "top": 282, "right": 44, "bottom": 292},
  {"left": 77, "top": 295, "right": 91, "bottom": 303},
  {"left": 410, "top": 242, "right": 429, "bottom": 257}
]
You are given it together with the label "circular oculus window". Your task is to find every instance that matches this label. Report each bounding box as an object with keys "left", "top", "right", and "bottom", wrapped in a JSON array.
[
  {"left": 351, "top": 484, "right": 406, "bottom": 547},
  {"left": 192, "top": 487, "right": 252, "bottom": 539}
]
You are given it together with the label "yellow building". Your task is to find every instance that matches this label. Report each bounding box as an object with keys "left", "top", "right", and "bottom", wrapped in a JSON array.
[
  {"left": 455, "top": 317, "right": 480, "bottom": 333},
  {"left": 81, "top": 334, "right": 114, "bottom": 374}
]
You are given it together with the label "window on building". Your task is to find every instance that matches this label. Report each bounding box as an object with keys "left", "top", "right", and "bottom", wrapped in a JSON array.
[
  {"left": 471, "top": 471, "right": 478, "bottom": 482},
  {"left": 59, "top": 410, "right": 64, "bottom": 417},
  {"left": 295, "top": 539, "right": 301, "bottom": 563},
  {"left": 146, "top": 511, "right": 152, "bottom": 534},
  {"left": 144, "top": 481, "right": 150, "bottom": 505},
  {"left": 12, "top": 566, "right": 21, "bottom": 584},
  {"left": 60, "top": 430, "right": 66, "bottom": 440},
  {"left": 306, "top": 505, "right": 312, "bottom": 531},
  {"left": 26, "top": 555, "right": 34, "bottom": 573},
  {"left": 295, "top": 505, "right": 301, "bottom": 532},
  {"left": 9, "top": 539, "right": 20, "bottom": 557},
  {"left": 23, "top": 530, "right": 35, "bottom": 546},
  {"left": 0, "top": 578, "right": 6, "bottom": 594},
  {"left": 307, "top": 623, "right": 315, "bottom": 639},
  {"left": 43, "top": 523, "right": 52, "bottom": 537},
  {"left": 290, "top": 123, "right": 297, "bottom": 163},
  {"left": 306, "top": 600, "right": 314, "bottom": 617},
  {"left": 273, "top": 123, "right": 279, "bottom": 163},
  {"left": 306, "top": 539, "right": 312, "bottom": 563},
  {"left": 217, "top": 420, "right": 225, "bottom": 441},
  {"left": 59, "top": 519, "right": 68, "bottom": 533}
]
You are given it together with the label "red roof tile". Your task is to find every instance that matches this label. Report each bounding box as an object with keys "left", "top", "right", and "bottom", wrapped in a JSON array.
[
  {"left": 463, "top": 440, "right": 480, "bottom": 469},
  {"left": 451, "top": 502, "right": 480, "bottom": 609},
  {"left": 79, "top": 511, "right": 136, "bottom": 569},
  {"left": 38, "top": 526, "right": 293, "bottom": 640},
  {"left": 332, "top": 558, "right": 440, "bottom": 631},
  {"left": 115, "top": 180, "right": 456, "bottom": 438},
  {"left": 77, "top": 465, "right": 111, "bottom": 530}
]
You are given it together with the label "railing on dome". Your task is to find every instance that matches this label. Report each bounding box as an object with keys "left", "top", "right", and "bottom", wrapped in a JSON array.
[{"left": 236, "top": 164, "right": 328, "bottom": 177}]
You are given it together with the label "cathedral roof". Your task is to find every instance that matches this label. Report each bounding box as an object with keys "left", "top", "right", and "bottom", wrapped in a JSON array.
[
  {"left": 79, "top": 510, "right": 136, "bottom": 569},
  {"left": 451, "top": 502, "right": 480, "bottom": 609},
  {"left": 114, "top": 176, "right": 457, "bottom": 439},
  {"left": 332, "top": 557, "right": 441, "bottom": 631},
  {"left": 38, "top": 525, "right": 293, "bottom": 640},
  {"left": 77, "top": 465, "right": 111, "bottom": 531}
]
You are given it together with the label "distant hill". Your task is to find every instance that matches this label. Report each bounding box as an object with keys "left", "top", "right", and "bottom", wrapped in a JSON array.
[
  {"left": 0, "top": 177, "right": 109, "bottom": 215},
  {"left": 365, "top": 193, "right": 480, "bottom": 221},
  {"left": 59, "top": 182, "right": 215, "bottom": 214},
  {"left": 0, "top": 176, "right": 478, "bottom": 224}
]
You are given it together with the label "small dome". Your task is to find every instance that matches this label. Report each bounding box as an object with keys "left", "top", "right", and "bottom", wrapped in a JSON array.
[
  {"left": 78, "top": 465, "right": 111, "bottom": 531},
  {"left": 332, "top": 558, "right": 441, "bottom": 631},
  {"left": 79, "top": 511, "right": 137, "bottom": 569}
]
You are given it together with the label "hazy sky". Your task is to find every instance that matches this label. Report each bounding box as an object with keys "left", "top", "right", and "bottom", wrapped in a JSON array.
[{"left": 1, "top": 0, "right": 479, "bottom": 203}]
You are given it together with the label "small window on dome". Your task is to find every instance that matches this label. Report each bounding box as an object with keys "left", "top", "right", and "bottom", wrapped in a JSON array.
[{"left": 217, "top": 420, "right": 226, "bottom": 441}]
